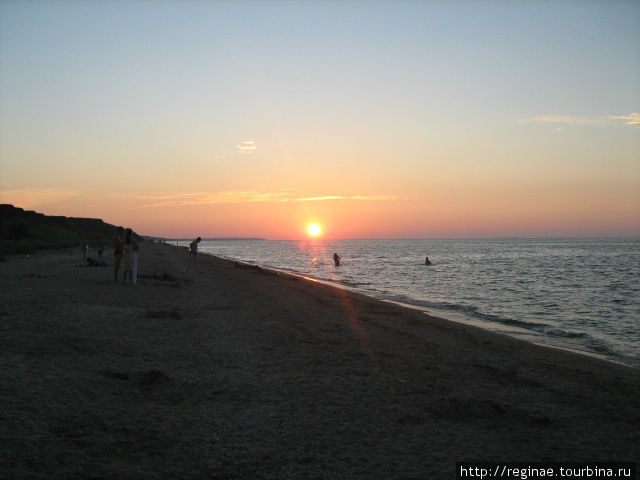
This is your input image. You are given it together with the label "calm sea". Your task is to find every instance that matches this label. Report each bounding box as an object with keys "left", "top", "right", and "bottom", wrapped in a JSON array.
[{"left": 178, "top": 238, "right": 640, "bottom": 368}]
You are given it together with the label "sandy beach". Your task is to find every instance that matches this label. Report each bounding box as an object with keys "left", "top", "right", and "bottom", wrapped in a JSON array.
[{"left": 1, "top": 243, "right": 638, "bottom": 479}]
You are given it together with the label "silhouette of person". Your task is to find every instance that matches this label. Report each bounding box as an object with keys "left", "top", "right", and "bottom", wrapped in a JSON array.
[
  {"left": 333, "top": 253, "right": 341, "bottom": 266},
  {"left": 122, "top": 228, "right": 138, "bottom": 284},
  {"left": 80, "top": 240, "right": 88, "bottom": 259},
  {"left": 186, "top": 237, "right": 202, "bottom": 272},
  {"left": 112, "top": 227, "right": 124, "bottom": 283},
  {"left": 425, "top": 256, "right": 432, "bottom": 265}
]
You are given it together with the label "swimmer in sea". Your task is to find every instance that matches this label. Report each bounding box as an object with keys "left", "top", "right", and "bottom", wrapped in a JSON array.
[{"left": 425, "top": 256, "right": 432, "bottom": 265}]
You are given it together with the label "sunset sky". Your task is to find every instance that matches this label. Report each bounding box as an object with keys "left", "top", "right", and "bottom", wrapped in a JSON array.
[{"left": 1, "top": 1, "right": 638, "bottom": 239}]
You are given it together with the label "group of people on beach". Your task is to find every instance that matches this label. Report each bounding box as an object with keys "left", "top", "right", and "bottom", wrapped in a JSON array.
[
  {"left": 106, "top": 232, "right": 200, "bottom": 284},
  {"left": 113, "top": 227, "right": 138, "bottom": 284}
]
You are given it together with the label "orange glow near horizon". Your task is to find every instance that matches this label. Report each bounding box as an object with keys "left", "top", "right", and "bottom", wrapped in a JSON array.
[{"left": 3, "top": 185, "right": 638, "bottom": 240}]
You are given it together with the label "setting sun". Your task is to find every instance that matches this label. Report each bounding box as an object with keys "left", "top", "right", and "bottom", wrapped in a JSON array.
[{"left": 306, "top": 222, "right": 323, "bottom": 238}]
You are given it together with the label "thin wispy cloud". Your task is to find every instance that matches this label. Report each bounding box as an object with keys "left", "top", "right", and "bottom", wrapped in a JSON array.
[
  {"left": 132, "top": 193, "right": 206, "bottom": 201},
  {"left": 602, "top": 113, "right": 640, "bottom": 125},
  {"left": 518, "top": 115, "right": 602, "bottom": 126},
  {"left": 132, "top": 190, "right": 287, "bottom": 208},
  {"left": 237, "top": 140, "right": 256, "bottom": 154},
  {"left": 519, "top": 113, "right": 640, "bottom": 127},
  {"left": 294, "top": 195, "right": 400, "bottom": 202},
  {"left": 130, "top": 191, "right": 401, "bottom": 208}
]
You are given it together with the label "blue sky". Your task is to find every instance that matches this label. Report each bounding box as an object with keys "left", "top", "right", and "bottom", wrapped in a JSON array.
[{"left": 1, "top": 1, "right": 638, "bottom": 238}]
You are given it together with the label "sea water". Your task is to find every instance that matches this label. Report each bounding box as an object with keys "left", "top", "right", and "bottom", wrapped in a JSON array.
[{"left": 179, "top": 238, "right": 640, "bottom": 368}]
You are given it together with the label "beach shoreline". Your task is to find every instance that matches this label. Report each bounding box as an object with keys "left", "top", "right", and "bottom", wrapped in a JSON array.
[
  {"left": 187, "top": 237, "right": 640, "bottom": 370},
  {"left": 200, "top": 250, "right": 639, "bottom": 370},
  {"left": 2, "top": 243, "right": 639, "bottom": 479}
]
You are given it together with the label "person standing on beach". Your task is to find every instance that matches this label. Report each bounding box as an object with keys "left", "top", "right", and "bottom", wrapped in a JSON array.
[
  {"left": 122, "top": 228, "right": 138, "bottom": 284},
  {"left": 131, "top": 234, "right": 139, "bottom": 284},
  {"left": 186, "top": 237, "right": 201, "bottom": 272},
  {"left": 80, "top": 240, "right": 88, "bottom": 260},
  {"left": 112, "top": 227, "right": 124, "bottom": 283}
]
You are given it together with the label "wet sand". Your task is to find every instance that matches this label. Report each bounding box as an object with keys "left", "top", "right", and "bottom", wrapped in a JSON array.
[{"left": 1, "top": 243, "right": 639, "bottom": 479}]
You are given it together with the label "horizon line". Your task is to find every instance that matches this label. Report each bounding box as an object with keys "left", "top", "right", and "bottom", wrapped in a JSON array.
[{"left": 153, "top": 235, "right": 640, "bottom": 242}]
